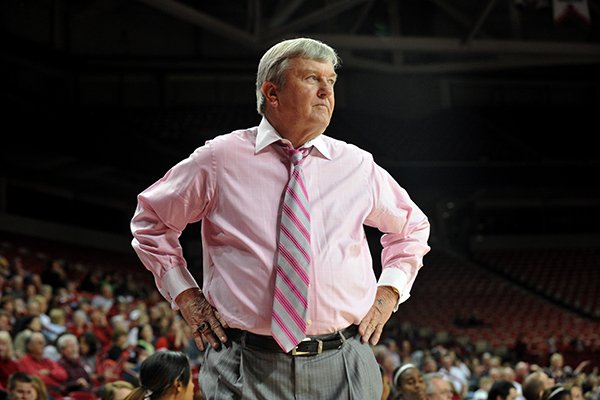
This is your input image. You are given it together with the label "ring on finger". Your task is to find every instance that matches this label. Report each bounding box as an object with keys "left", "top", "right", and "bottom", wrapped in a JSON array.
[{"left": 198, "top": 322, "right": 209, "bottom": 333}]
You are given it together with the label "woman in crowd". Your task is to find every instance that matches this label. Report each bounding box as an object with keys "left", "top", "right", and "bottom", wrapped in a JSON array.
[
  {"left": 391, "top": 363, "right": 427, "bottom": 400},
  {"left": 123, "top": 351, "right": 194, "bottom": 400},
  {"left": 0, "top": 330, "right": 19, "bottom": 389}
]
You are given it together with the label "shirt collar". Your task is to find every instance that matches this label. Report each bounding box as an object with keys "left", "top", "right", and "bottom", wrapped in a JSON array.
[{"left": 255, "top": 117, "right": 331, "bottom": 160}]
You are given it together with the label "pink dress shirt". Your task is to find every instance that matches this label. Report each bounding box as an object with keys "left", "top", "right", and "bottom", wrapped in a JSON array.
[{"left": 131, "top": 118, "right": 431, "bottom": 336}]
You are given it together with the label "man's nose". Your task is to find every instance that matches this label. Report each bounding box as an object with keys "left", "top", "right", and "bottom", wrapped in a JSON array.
[{"left": 318, "top": 81, "right": 333, "bottom": 96}]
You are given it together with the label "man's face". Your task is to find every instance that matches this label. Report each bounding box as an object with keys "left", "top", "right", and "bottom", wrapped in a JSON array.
[
  {"left": 27, "top": 334, "right": 45, "bottom": 357},
  {"left": 60, "top": 339, "right": 79, "bottom": 360},
  {"left": 426, "top": 377, "right": 454, "bottom": 400},
  {"left": 270, "top": 57, "right": 336, "bottom": 141},
  {"left": 11, "top": 382, "right": 37, "bottom": 400}
]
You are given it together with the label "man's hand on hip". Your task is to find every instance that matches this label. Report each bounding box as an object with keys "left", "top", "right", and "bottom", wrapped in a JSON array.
[
  {"left": 175, "top": 287, "right": 229, "bottom": 351},
  {"left": 358, "top": 286, "right": 398, "bottom": 346}
]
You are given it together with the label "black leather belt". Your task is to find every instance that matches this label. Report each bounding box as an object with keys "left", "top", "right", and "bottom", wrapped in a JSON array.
[{"left": 226, "top": 325, "right": 359, "bottom": 356}]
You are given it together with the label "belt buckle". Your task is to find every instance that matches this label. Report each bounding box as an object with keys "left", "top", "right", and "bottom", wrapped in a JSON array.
[{"left": 291, "top": 338, "right": 323, "bottom": 356}]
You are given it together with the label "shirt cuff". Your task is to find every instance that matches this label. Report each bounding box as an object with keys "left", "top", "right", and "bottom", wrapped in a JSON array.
[
  {"left": 162, "top": 266, "right": 200, "bottom": 310},
  {"left": 378, "top": 268, "right": 410, "bottom": 312}
]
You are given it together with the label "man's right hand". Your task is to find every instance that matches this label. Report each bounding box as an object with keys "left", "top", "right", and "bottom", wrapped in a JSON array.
[{"left": 175, "top": 287, "right": 229, "bottom": 351}]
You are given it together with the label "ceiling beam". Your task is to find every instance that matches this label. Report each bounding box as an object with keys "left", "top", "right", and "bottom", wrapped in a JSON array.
[
  {"left": 313, "top": 34, "right": 600, "bottom": 57},
  {"left": 135, "top": 0, "right": 260, "bottom": 48}
]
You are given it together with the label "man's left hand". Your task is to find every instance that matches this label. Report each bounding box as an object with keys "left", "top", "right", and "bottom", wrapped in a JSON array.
[{"left": 358, "top": 286, "right": 398, "bottom": 346}]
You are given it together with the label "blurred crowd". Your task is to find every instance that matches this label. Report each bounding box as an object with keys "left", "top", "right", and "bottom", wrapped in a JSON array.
[
  {"left": 375, "top": 334, "right": 599, "bottom": 400},
  {"left": 0, "top": 252, "right": 202, "bottom": 400},
  {"left": 0, "top": 244, "right": 599, "bottom": 400}
]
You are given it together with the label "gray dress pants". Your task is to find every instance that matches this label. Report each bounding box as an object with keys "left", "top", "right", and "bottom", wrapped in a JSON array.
[{"left": 198, "top": 332, "right": 382, "bottom": 400}]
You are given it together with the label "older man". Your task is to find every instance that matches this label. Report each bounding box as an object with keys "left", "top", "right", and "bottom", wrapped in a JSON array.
[
  {"left": 131, "top": 37, "right": 431, "bottom": 399},
  {"left": 16, "top": 332, "right": 67, "bottom": 394}
]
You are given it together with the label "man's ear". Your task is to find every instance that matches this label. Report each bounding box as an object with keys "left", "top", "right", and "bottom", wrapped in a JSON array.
[{"left": 262, "top": 81, "right": 278, "bottom": 106}]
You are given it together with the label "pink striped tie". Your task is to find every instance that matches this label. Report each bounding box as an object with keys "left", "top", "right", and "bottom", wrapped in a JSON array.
[{"left": 271, "top": 145, "right": 311, "bottom": 352}]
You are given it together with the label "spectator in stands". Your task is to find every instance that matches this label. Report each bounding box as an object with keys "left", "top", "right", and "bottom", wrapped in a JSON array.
[
  {"left": 42, "top": 308, "right": 66, "bottom": 344},
  {"left": 374, "top": 344, "right": 401, "bottom": 386},
  {"left": 502, "top": 366, "right": 525, "bottom": 400},
  {"left": 88, "top": 309, "right": 112, "bottom": 351},
  {"left": 12, "top": 313, "right": 41, "bottom": 342},
  {"left": 563, "top": 382, "right": 583, "bottom": 400},
  {"left": 106, "top": 329, "right": 130, "bottom": 363},
  {"left": 8, "top": 274, "right": 25, "bottom": 301},
  {"left": 422, "top": 355, "right": 439, "bottom": 374},
  {"left": 7, "top": 372, "right": 39, "bottom": 400},
  {"left": 28, "top": 376, "right": 48, "bottom": 400},
  {"left": 91, "top": 284, "right": 115, "bottom": 315},
  {"left": 391, "top": 363, "right": 426, "bottom": 400},
  {"left": 16, "top": 331, "right": 68, "bottom": 395},
  {"left": 542, "top": 386, "right": 571, "bottom": 400},
  {"left": 56, "top": 333, "right": 93, "bottom": 395},
  {"left": 67, "top": 310, "right": 91, "bottom": 339},
  {"left": 134, "top": 324, "right": 155, "bottom": 356},
  {"left": 523, "top": 371, "right": 555, "bottom": 400},
  {"left": 0, "top": 310, "right": 11, "bottom": 333},
  {"left": 423, "top": 372, "right": 453, "bottom": 400},
  {"left": 55, "top": 280, "right": 81, "bottom": 311},
  {"left": 154, "top": 317, "right": 187, "bottom": 352},
  {"left": 97, "top": 329, "right": 131, "bottom": 385},
  {"left": 380, "top": 363, "right": 393, "bottom": 400},
  {"left": 546, "top": 354, "right": 573, "bottom": 384},
  {"left": 472, "top": 375, "right": 494, "bottom": 400},
  {"left": 488, "top": 380, "right": 518, "bottom": 400},
  {"left": 78, "top": 332, "right": 100, "bottom": 380},
  {"left": 7, "top": 372, "right": 49, "bottom": 400},
  {"left": 98, "top": 380, "right": 135, "bottom": 400},
  {"left": 438, "top": 351, "right": 469, "bottom": 398},
  {"left": 30, "top": 296, "right": 50, "bottom": 336},
  {"left": 13, "top": 317, "right": 43, "bottom": 358},
  {"left": 515, "top": 362, "right": 530, "bottom": 385},
  {"left": 122, "top": 351, "right": 193, "bottom": 400},
  {"left": 0, "top": 330, "right": 19, "bottom": 389}
]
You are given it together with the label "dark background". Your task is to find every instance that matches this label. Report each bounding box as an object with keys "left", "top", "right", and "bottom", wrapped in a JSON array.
[{"left": 1, "top": 0, "right": 599, "bottom": 267}]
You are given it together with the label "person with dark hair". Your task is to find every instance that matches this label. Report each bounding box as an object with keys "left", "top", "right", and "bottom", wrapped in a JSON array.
[
  {"left": 131, "top": 36, "right": 431, "bottom": 400},
  {"left": 7, "top": 372, "right": 48, "bottom": 400},
  {"left": 542, "top": 386, "right": 572, "bottom": 400},
  {"left": 488, "top": 380, "right": 518, "bottom": 400},
  {"left": 391, "top": 364, "right": 426, "bottom": 400},
  {"left": 8, "top": 372, "right": 37, "bottom": 400},
  {"left": 123, "top": 351, "right": 193, "bottom": 400},
  {"left": 78, "top": 332, "right": 100, "bottom": 382}
]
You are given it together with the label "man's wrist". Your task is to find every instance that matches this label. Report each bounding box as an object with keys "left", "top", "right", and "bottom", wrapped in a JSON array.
[
  {"left": 174, "top": 287, "right": 202, "bottom": 306},
  {"left": 389, "top": 286, "right": 400, "bottom": 301}
]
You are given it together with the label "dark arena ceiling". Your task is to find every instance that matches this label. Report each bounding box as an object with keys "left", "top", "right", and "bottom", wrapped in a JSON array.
[{"left": 1, "top": 0, "right": 599, "bottom": 237}]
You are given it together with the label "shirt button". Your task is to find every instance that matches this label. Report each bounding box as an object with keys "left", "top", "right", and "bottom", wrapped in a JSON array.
[{"left": 306, "top": 319, "right": 312, "bottom": 325}]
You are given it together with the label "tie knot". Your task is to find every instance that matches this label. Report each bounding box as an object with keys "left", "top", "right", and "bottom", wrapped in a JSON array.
[{"left": 286, "top": 147, "right": 309, "bottom": 166}]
